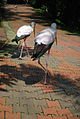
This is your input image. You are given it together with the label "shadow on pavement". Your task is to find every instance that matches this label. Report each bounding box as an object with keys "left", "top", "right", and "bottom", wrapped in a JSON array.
[
  {"left": 0, "top": 44, "right": 33, "bottom": 58},
  {"left": 2, "top": 4, "right": 51, "bottom": 26},
  {"left": 53, "top": 74, "right": 80, "bottom": 96},
  {"left": 0, "top": 88, "right": 8, "bottom": 92},
  {"left": 0, "top": 63, "right": 45, "bottom": 88},
  {"left": 3, "top": 4, "right": 80, "bottom": 36},
  {"left": 0, "top": 63, "right": 80, "bottom": 95}
]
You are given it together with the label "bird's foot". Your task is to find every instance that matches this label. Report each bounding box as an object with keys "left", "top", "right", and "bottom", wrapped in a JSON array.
[
  {"left": 44, "top": 81, "right": 47, "bottom": 85},
  {"left": 18, "top": 57, "right": 24, "bottom": 60},
  {"left": 43, "top": 78, "right": 47, "bottom": 85},
  {"left": 27, "top": 53, "right": 30, "bottom": 57},
  {"left": 47, "top": 71, "right": 50, "bottom": 77}
]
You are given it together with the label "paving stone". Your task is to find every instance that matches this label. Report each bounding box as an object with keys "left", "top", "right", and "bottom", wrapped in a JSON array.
[
  {"left": 33, "top": 98, "right": 47, "bottom": 108},
  {"left": 0, "top": 112, "right": 4, "bottom": 119},
  {"left": 6, "top": 97, "right": 19, "bottom": 105},
  {"left": 27, "top": 105, "right": 37, "bottom": 114},
  {"left": 52, "top": 115, "right": 67, "bottom": 119},
  {"left": 58, "top": 38, "right": 69, "bottom": 42},
  {"left": 42, "top": 106, "right": 58, "bottom": 115},
  {"left": 64, "top": 55, "right": 80, "bottom": 68},
  {"left": 13, "top": 104, "right": 28, "bottom": 113},
  {"left": 46, "top": 100, "right": 61, "bottom": 108},
  {"left": 25, "top": 91, "right": 38, "bottom": 99},
  {"left": 59, "top": 100, "right": 74, "bottom": 109},
  {"left": 0, "top": 105, "right": 12, "bottom": 112},
  {"left": 6, "top": 112, "right": 21, "bottom": 119},
  {"left": 0, "top": 97, "right": 5, "bottom": 105},
  {"left": 50, "top": 90, "right": 66, "bottom": 100},
  {"left": 25, "top": 86, "right": 42, "bottom": 93},
  {"left": 21, "top": 114, "right": 37, "bottom": 119},
  {"left": 36, "top": 91, "right": 52, "bottom": 100},
  {"left": 57, "top": 108, "right": 73, "bottom": 117},
  {"left": 0, "top": 91, "right": 10, "bottom": 97},
  {"left": 37, "top": 115, "right": 52, "bottom": 119},
  {"left": 71, "top": 38, "right": 80, "bottom": 44},
  {"left": 69, "top": 107, "right": 80, "bottom": 117},
  {"left": 41, "top": 55, "right": 61, "bottom": 69},
  {"left": 69, "top": 45, "right": 80, "bottom": 52},
  {"left": 2, "top": 21, "right": 15, "bottom": 41},
  {"left": 20, "top": 98, "right": 34, "bottom": 106},
  {"left": 54, "top": 44, "right": 67, "bottom": 51}
]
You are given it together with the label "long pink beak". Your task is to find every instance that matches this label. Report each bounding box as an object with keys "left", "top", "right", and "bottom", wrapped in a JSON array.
[
  {"left": 34, "top": 23, "right": 36, "bottom": 37},
  {"left": 56, "top": 37, "right": 57, "bottom": 45}
]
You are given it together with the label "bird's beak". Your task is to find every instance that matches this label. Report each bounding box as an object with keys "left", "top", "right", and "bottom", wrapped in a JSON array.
[
  {"left": 34, "top": 23, "right": 36, "bottom": 37},
  {"left": 55, "top": 36, "right": 57, "bottom": 45}
]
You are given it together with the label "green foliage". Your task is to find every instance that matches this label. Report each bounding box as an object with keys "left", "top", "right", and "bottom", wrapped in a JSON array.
[
  {"left": 0, "top": 0, "right": 4, "bottom": 6},
  {"left": 41, "top": 5, "right": 47, "bottom": 12},
  {"left": 34, "top": 5, "right": 47, "bottom": 14},
  {"left": 29, "top": 0, "right": 42, "bottom": 8},
  {"left": 30, "top": 0, "right": 80, "bottom": 30},
  {"left": 29, "top": 0, "right": 36, "bottom": 6}
]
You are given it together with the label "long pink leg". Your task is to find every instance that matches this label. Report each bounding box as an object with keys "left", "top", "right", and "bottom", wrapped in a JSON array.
[
  {"left": 38, "top": 58, "right": 46, "bottom": 71},
  {"left": 24, "top": 39, "right": 30, "bottom": 57},
  {"left": 44, "top": 49, "right": 50, "bottom": 84},
  {"left": 38, "top": 58, "right": 40, "bottom": 64},
  {"left": 19, "top": 40, "right": 25, "bottom": 59}
]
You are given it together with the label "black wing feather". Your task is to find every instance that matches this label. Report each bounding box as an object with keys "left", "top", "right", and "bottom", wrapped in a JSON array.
[{"left": 31, "top": 42, "right": 53, "bottom": 60}]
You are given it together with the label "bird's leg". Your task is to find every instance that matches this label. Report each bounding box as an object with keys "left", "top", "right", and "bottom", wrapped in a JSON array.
[
  {"left": 44, "top": 49, "right": 50, "bottom": 84},
  {"left": 38, "top": 58, "right": 40, "bottom": 64},
  {"left": 24, "top": 39, "right": 30, "bottom": 57},
  {"left": 38, "top": 58, "right": 46, "bottom": 71},
  {"left": 19, "top": 40, "right": 25, "bottom": 60}
]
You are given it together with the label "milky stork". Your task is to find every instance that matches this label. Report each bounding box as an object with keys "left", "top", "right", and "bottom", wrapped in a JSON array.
[
  {"left": 31, "top": 23, "right": 57, "bottom": 84},
  {"left": 12, "top": 22, "right": 36, "bottom": 59}
]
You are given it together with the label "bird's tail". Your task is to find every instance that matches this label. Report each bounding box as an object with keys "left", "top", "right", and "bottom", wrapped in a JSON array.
[
  {"left": 31, "top": 43, "right": 53, "bottom": 61},
  {"left": 12, "top": 35, "right": 19, "bottom": 44},
  {"left": 31, "top": 43, "right": 39, "bottom": 60},
  {"left": 12, "top": 39, "right": 18, "bottom": 44}
]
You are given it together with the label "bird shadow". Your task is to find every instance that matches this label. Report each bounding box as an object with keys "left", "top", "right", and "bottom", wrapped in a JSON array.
[
  {"left": 0, "top": 60, "right": 80, "bottom": 113},
  {"left": 0, "top": 88, "right": 8, "bottom": 92},
  {"left": 11, "top": 46, "right": 33, "bottom": 59},
  {"left": 0, "top": 61, "right": 80, "bottom": 93},
  {"left": 52, "top": 74, "right": 80, "bottom": 96},
  {"left": 0, "top": 63, "right": 45, "bottom": 88},
  {"left": 0, "top": 44, "right": 18, "bottom": 57},
  {"left": 0, "top": 43, "right": 33, "bottom": 59}
]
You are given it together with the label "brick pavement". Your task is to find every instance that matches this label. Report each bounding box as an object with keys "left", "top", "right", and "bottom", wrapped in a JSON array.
[{"left": 0, "top": 4, "right": 80, "bottom": 119}]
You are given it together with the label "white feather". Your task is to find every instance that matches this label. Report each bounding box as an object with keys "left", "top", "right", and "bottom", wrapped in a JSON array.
[
  {"left": 17, "top": 25, "right": 33, "bottom": 37},
  {"left": 35, "top": 28, "right": 56, "bottom": 45}
]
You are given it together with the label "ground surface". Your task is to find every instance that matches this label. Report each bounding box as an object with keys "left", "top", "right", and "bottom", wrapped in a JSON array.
[{"left": 0, "top": 4, "right": 80, "bottom": 119}]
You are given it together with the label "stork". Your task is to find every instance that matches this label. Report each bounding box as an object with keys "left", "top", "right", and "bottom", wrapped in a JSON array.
[
  {"left": 12, "top": 22, "right": 36, "bottom": 59},
  {"left": 31, "top": 23, "right": 57, "bottom": 84}
]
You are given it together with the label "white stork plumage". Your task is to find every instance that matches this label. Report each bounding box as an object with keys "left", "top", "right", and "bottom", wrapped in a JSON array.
[
  {"left": 31, "top": 23, "right": 57, "bottom": 84},
  {"left": 12, "top": 22, "right": 36, "bottom": 59}
]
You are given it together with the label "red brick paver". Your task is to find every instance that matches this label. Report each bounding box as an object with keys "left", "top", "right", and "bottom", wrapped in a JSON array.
[
  {"left": 42, "top": 106, "right": 58, "bottom": 115},
  {"left": 46, "top": 100, "right": 61, "bottom": 109},
  {"left": 0, "top": 112, "right": 4, "bottom": 119},
  {"left": 0, "top": 105, "right": 12, "bottom": 113},
  {"left": 6, "top": 112, "right": 21, "bottom": 119},
  {"left": 0, "top": 97, "right": 5, "bottom": 105},
  {"left": 0, "top": 98, "right": 21, "bottom": 119},
  {"left": 37, "top": 115, "right": 52, "bottom": 119}
]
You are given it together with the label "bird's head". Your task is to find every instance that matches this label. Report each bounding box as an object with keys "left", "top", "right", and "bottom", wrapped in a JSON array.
[
  {"left": 51, "top": 23, "right": 56, "bottom": 29},
  {"left": 30, "top": 22, "right": 36, "bottom": 37},
  {"left": 30, "top": 22, "right": 35, "bottom": 28},
  {"left": 51, "top": 23, "right": 57, "bottom": 45}
]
